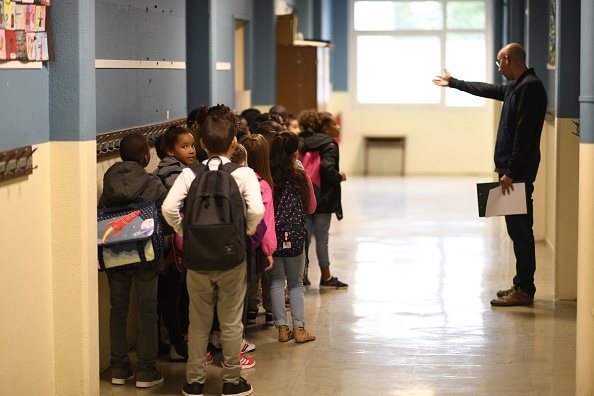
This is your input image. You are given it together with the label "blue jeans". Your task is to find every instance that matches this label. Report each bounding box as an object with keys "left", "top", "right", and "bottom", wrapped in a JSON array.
[
  {"left": 305, "top": 213, "right": 332, "bottom": 270},
  {"left": 504, "top": 180, "right": 536, "bottom": 296},
  {"left": 107, "top": 266, "right": 159, "bottom": 372},
  {"left": 269, "top": 252, "right": 306, "bottom": 328}
]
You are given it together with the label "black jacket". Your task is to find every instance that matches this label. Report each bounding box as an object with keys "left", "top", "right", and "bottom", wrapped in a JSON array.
[
  {"left": 449, "top": 68, "right": 547, "bottom": 181},
  {"left": 299, "top": 131, "right": 343, "bottom": 219},
  {"left": 99, "top": 161, "right": 168, "bottom": 209}
]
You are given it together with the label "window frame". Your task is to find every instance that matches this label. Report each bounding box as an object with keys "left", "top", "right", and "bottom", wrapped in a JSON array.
[{"left": 348, "top": 0, "right": 494, "bottom": 110}]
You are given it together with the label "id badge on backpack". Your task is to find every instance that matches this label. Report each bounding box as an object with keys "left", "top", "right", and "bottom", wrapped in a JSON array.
[{"left": 97, "top": 201, "right": 164, "bottom": 271}]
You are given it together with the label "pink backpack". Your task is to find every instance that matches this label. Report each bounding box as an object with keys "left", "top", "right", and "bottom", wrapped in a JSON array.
[
  {"left": 299, "top": 151, "right": 321, "bottom": 188},
  {"left": 171, "top": 214, "right": 185, "bottom": 272}
]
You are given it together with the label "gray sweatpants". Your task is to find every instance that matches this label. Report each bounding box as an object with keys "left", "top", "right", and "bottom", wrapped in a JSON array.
[{"left": 185, "top": 262, "right": 247, "bottom": 385}]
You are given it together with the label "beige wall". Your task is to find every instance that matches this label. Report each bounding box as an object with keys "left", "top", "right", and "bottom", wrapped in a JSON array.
[
  {"left": 0, "top": 141, "right": 99, "bottom": 396},
  {"left": 327, "top": 92, "right": 495, "bottom": 176},
  {"left": 551, "top": 118, "right": 579, "bottom": 300},
  {"left": 0, "top": 143, "right": 55, "bottom": 394}
]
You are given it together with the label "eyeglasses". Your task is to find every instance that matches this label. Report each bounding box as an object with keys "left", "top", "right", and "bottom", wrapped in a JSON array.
[{"left": 495, "top": 55, "right": 508, "bottom": 67}]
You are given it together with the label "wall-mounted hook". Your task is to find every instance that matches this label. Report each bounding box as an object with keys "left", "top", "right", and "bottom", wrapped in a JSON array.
[
  {"left": 0, "top": 145, "right": 37, "bottom": 182},
  {"left": 572, "top": 119, "right": 580, "bottom": 137}
]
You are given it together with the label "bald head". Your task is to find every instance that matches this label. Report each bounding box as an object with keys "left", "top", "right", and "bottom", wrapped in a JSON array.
[
  {"left": 502, "top": 43, "right": 526, "bottom": 65},
  {"left": 497, "top": 43, "right": 528, "bottom": 81}
]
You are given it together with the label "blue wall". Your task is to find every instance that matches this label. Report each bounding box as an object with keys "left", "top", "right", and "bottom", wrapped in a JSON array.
[
  {"left": 555, "top": 0, "right": 580, "bottom": 118},
  {"left": 0, "top": 69, "right": 50, "bottom": 149},
  {"left": 211, "top": 1, "right": 254, "bottom": 107},
  {"left": 331, "top": 0, "right": 347, "bottom": 91},
  {"left": 187, "top": 0, "right": 211, "bottom": 111},
  {"left": 96, "top": 0, "right": 186, "bottom": 132},
  {"left": 252, "top": 0, "right": 275, "bottom": 106}
]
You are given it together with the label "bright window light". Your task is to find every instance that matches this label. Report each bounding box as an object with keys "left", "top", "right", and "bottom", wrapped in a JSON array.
[{"left": 353, "top": 0, "right": 488, "bottom": 107}]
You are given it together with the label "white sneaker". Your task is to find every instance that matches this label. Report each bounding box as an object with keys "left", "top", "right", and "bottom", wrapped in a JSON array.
[
  {"left": 169, "top": 344, "right": 188, "bottom": 362},
  {"left": 240, "top": 338, "right": 256, "bottom": 353}
]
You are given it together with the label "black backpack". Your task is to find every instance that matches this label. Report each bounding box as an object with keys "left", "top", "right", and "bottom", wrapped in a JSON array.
[
  {"left": 182, "top": 157, "right": 246, "bottom": 271},
  {"left": 273, "top": 181, "right": 306, "bottom": 257}
]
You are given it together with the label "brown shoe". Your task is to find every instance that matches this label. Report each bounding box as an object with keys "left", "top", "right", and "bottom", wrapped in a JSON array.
[
  {"left": 490, "top": 288, "right": 534, "bottom": 307},
  {"left": 496, "top": 285, "right": 519, "bottom": 298},
  {"left": 294, "top": 327, "right": 316, "bottom": 343},
  {"left": 278, "top": 325, "right": 294, "bottom": 342}
]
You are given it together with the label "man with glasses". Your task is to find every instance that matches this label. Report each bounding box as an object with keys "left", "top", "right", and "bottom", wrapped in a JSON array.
[{"left": 432, "top": 43, "right": 547, "bottom": 307}]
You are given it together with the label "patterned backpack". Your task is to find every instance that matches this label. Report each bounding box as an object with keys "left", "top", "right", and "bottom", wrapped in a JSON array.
[
  {"left": 97, "top": 200, "right": 164, "bottom": 271},
  {"left": 273, "top": 181, "right": 306, "bottom": 257}
]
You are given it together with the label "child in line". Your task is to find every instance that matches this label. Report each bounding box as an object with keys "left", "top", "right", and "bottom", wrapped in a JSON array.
[
  {"left": 162, "top": 105, "right": 264, "bottom": 396},
  {"left": 240, "top": 134, "right": 277, "bottom": 325},
  {"left": 298, "top": 110, "right": 348, "bottom": 289},
  {"left": 269, "top": 131, "right": 317, "bottom": 343},
  {"left": 98, "top": 133, "right": 168, "bottom": 388},
  {"left": 153, "top": 126, "right": 196, "bottom": 363},
  {"left": 195, "top": 112, "right": 257, "bottom": 366},
  {"left": 230, "top": 143, "right": 248, "bottom": 166},
  {"left": 286, "top": 114, "right": 300, "bottom": 134}
]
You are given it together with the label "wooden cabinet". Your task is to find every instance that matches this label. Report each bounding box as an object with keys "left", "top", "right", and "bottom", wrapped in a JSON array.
[{"left": 276, "top": 43, "right": 330, "bottom": 116}]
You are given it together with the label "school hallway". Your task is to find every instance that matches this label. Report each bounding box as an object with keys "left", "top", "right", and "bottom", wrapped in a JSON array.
[{"left": 99, "top": 176, "right": 576, "bottom": 396}]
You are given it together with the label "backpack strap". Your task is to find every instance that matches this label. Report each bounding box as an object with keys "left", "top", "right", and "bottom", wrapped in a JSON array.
[
  {"left": 136, "top": 240, "right": 147, "bottom": 262},
  {"left": 189, "top": 162, "right": 207, "bottom": 175},
  {"left": 221, "top": 161, "right": 241, "bottom": 173}
]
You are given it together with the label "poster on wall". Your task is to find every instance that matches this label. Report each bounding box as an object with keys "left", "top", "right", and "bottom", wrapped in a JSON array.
[
  {"left": 0, "top": 29, "right": 6, "bottom": 59},
  {"left": 6, "top": 29, "right": 16, "bottom": 59},
  {"left": 0, "top": 0, "right": 51, "bottom": 65}
]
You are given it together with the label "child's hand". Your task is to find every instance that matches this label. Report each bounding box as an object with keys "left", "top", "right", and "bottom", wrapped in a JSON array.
[{"left": 264, "top": 255, "right": 274, "bottom": 271}]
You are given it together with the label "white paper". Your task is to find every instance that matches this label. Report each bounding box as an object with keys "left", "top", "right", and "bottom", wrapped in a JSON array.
[{"left": 485, "top": 183, "right": 527, "bottom": 217}]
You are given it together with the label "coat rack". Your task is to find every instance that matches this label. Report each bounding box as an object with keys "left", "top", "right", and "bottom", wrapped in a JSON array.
[
  {"left": 0, "top": 145, "right": 38, "bottom": 182},
  {"left": 96, "top": 118, "right": 187, "bottom": 160}
]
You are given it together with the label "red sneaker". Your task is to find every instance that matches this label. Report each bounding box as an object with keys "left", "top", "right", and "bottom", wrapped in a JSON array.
[{"left": 239, "top": 353, "right": 255, "bottom": 369}]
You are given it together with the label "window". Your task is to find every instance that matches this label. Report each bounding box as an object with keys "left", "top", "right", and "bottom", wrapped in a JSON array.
[{"left": 352, "top": 0, "right": 488, "bottom": 107}]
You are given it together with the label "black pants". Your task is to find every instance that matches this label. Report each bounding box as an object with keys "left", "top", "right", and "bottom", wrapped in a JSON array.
[
  {"left": 157, "top": 264, "right": 184, "bottom": 346},
  {"left": 504, "top": 179, "right": 536, "bottom": 296}
]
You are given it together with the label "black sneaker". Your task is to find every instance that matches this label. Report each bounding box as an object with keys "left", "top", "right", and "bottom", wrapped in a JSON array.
[
  {"left": 111, "top": 367, "right": 134, "bottom": 385},
  {"left": 222, "top": 377, "right": 253, "bottom": 396},
  {"left": 182, "top": 381, "right": 204, "bottom": 396},
  {"left": 303, "top": 277, "right": 311, "bottom": 287},
  {"left": 246, "top": 310, "right": 258, "bottom": 324},
  {"left": 135, "top": 369, "right": 164, "bottom": 388},
  {"left": 264, "top": 311, "right": 274, "bottom": 325},
  {"left": 320, "top": 276, "right": 348, "bottom": 290}
]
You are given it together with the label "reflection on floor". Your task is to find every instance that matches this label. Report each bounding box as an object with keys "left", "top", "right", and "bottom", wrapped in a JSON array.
[{"left": 100, "top": 176, "right": 576, "bottom": 396}]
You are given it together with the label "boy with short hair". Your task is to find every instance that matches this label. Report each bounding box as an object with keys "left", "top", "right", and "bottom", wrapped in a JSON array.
[
  {"left": 98, "top": 133, "right": 168, "bottom": 388},
  {"left": 162, "top": 107, "right": 264, "bottom": 396}
]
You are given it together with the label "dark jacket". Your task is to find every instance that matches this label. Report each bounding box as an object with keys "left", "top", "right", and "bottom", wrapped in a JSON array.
[
  {"left": 152, "top": 156, "right": 186, "bottom": 235},
  {"left": 99, "top": 161, "right": 168, "bottom": 209},
  {"left": 299, "top": 131, "right": 343, "bottom": 219},
  {"left": 98, "top": 161, "right": 168, "bottom": 271},
  {"left": 449, "top": 68, "right": 547, "bottom": 181},
  {"left": 153, "top": 156, "right": 186, "bottom": 190}
]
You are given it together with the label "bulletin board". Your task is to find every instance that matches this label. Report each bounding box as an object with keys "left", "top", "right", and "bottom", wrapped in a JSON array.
[{"left": 0, "top": 0, "right": 52, "bottom": 64}]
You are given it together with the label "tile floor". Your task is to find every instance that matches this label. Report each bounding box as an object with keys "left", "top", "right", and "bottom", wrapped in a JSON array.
[{"left": 99, "top": 176, "right": 576, "bottom": 396}]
